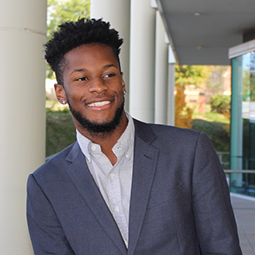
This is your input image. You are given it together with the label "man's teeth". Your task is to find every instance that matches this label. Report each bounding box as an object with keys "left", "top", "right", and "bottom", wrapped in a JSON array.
[{"left": 88, "top": 101, "right": 111, "bottom": 107}]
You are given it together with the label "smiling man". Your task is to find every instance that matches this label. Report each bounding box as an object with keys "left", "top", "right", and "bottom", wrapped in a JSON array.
[
  {"left": 27, "top": 19, "right": 242, "bottom": 255},
  {"left": 55, "top": 43, "right": 127, "bottom": 165}
]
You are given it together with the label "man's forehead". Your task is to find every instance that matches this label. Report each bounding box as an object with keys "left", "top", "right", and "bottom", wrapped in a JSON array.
[{"left": 60, "top": 45, "right": 120, "bottom": 76}]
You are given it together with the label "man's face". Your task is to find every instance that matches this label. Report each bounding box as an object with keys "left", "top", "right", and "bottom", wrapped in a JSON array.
[{"left": 55, "top": 44, "right": 126, "bottom": 135}]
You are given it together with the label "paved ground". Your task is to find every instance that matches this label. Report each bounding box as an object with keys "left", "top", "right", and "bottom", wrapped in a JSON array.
[{"left": 231, "top": 194, "right": 255, "bottom": 255}]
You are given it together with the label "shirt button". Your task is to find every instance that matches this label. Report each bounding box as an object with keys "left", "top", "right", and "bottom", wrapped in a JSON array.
[
  {"left": 126, "top": 154, "right": 130, "bottom": 159},
  {"left": 115, "top": 207, "right": 120, "bottom": 212},
  {"left": 110, "top": 173, "right": 114, "bottom": 179},
  {"left": 91, "top": 145, "right": 96, "bottom": 151},
  {"left": 116, "top": 144, "right": 122, "bottom": 150}
]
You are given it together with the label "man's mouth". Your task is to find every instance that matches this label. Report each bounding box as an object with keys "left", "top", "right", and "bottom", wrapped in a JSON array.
[{"left": 87, "top": 101, "right": 111, "bottom": 107}]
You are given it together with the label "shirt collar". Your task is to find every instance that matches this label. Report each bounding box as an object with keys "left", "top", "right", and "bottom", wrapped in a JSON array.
[{"left": 76, "top": 112, "right": 135, "bottom": 163}]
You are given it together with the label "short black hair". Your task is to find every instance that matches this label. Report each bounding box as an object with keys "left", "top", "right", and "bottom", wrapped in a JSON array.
[{"left": 45, "top": 18, "right": 123, "bottom": 84}]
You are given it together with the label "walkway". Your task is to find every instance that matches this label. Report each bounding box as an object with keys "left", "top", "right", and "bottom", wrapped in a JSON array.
[{"left": 231, "top": 193, "right": 255, "bottom": 255}]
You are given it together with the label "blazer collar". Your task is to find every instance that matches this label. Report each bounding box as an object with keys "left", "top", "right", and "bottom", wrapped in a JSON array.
[{"left": 127, "top": 119, "right": 159, "bottom": 255}]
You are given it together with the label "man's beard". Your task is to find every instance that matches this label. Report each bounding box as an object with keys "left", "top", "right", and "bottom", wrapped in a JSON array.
[{"left": 68, "top": 100, "right": 125, "bottom": 136}]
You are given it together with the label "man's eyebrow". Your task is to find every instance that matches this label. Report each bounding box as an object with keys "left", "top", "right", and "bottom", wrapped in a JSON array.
[
  {"left": 103, "top": 64, "right": 117, "bottom": 69},
  {"left": 70, "top": 68, "right": 87, "bottom": 75},
  {"left": 70, "top": 64, "right": 117, "bottom": 75}
]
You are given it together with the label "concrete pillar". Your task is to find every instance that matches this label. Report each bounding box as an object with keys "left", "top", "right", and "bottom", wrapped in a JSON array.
[
  {"left": 91, "top": 0, "right": 131, "bottom": 111},
  {"left": 0, "top": 0, "right": 47, "bottom": 254},
  {"left": 167, "top": 45, "right": 176, "bottom": 126},
  {"left": 155, "top": 10, "right": 168, "bottom": 124},
  {"left": 129, "top": 0, "right": 156, "bottom": 122}
]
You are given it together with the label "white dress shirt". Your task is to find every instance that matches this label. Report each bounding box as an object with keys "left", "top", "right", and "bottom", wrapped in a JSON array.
[{"left": 76, "top": 113, "right": 135, "bottom": 247}]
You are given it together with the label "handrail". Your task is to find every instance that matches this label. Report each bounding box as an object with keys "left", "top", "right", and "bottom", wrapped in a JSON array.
[
  {"left": 217, "top": 152, "right": 230, "bottom": 155},
  {"left": 216, "top": 152, "right": 230, "bottom": 166},
  {"left": 224, "top": 170, "right": 255, "bottom": 173}
]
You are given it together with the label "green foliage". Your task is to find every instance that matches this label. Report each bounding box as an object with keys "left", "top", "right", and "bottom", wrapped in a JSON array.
[
  {"left": 242, "top": 68, "right": 250, "bottom": 101},
  {"left": 193, "top": 111, "right": 230, "bottom": 124},
  {"left": 205, "top": 65, "right": 230, "bottom": 94},
  {"left": 210, "top": 94, "right": 230, "bottom": 114},
  {"left": 191, "top": 119, "right": 230, "bottom": 152},
  {"left": 47, "top": 0, "right": 90, "bottom": 41},
  {"left": 192, "top": 118, "right": 230, "bottom": 169},
  {"left": 46, "top": 109, "right": 76, "bottom": 157},
  {"left": 175, "top": 65, "right": 209, "bottom": 88},
  {"left": 47, "top": 0, "right": 90, "bottom": 79},
  {"left": 174, "top": 65, "right": 209, "bottom": 128},
  {"left": 242, "top": 67, "right": 255, "bottom": 101}
]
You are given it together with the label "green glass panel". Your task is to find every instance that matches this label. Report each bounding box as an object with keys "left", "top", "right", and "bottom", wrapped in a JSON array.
[{"left": 230, "top": 52, "right": 255, "bottom": 197}]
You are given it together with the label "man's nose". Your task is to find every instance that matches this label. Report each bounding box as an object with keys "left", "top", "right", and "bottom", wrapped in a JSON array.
[{"left": 88, "top": 77, "right": 108, "bottom": 93}]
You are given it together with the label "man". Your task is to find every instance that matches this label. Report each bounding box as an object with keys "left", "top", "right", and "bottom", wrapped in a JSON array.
[{"left": 27, "top": 18, "right": 242, "bottom": 254}]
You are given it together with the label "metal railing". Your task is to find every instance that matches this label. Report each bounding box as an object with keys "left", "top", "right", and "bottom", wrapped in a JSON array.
[
  {"left": 223, "top": 170, "right": 255, "bottom": 197},
  {"left": 217, "top": 152, "right": 230, "bottom": 167},
  {"left": 224, "top": 170, "right": 255, "bottom": 173}
]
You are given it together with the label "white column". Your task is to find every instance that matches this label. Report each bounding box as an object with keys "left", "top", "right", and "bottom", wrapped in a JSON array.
[
  {"left": 0, "top": 0, "right": 47, "bottom": 254},
  {"left": 129, "top": 0, "right": 156, "bottom": 122},
  {"left": 91, "top": 0, "right": 130, "bottom": 111},
  {"left": 167, "top": 45, "right": 176, "bottom": 126},
  {"left": 155, "top": 11, "right": 168, "bottom": 124}
]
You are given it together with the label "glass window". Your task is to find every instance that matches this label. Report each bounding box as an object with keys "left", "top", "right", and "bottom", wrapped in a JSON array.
[{"left": 230, "top": 52, "right": 255, "bottom": 197}]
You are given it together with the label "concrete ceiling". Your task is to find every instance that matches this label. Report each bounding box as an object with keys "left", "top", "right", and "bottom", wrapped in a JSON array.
[{"left": 158, "top": 0, "right": 255, "bottom": 65}]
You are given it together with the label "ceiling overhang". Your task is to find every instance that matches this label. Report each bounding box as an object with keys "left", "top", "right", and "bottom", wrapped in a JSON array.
[{"left": 157, "top": 0, "right": 255, "bottom": 65}]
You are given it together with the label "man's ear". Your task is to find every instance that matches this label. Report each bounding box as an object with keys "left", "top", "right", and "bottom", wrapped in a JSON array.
[
  {"left": 54, "top": 84, "right": 67, "bottom": 105},
  {"left": 121, "top": 73, "right": 126, "bottom": 94}
]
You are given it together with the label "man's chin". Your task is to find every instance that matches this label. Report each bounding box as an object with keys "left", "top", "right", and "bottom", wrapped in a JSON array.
[
  {"left": 70, "top": 102, "right": 125, "bottom": 135},
  {"left": 83, "top": 120, "right": 119, "bottom": 134}
]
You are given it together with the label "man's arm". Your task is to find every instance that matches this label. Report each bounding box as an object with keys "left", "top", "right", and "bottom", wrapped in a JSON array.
[
  {"left": 192, "top": 132, "right": 242, "bottom": 254},
  {"left": 27, "top": 174, "right": 75, "bottom": 255}
]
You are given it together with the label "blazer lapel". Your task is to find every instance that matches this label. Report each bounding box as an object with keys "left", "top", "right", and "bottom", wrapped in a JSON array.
[
  {"left": 128, "top": 120, "right": 159, "bottom": 255},
  {"left": 66, "top": 142, "right": 127, "bottom": 255}
]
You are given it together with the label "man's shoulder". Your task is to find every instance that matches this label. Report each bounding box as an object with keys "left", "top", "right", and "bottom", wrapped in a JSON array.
[{"left": 133, "top": 118, "right": 201, "bottom": 141}]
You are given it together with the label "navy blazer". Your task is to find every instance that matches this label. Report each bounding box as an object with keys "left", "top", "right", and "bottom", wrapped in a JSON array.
[{"left": 27, "top": 119, "right": 242, "bottom": 254}]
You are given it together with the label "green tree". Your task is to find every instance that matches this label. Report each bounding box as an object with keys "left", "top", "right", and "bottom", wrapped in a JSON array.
[
  {"left": 205, "top": 66, "right": 229, "bottom": 94},
  {"left": 47, "top": 0, "right": 90, "bottom": 79},
  {"left": 175, "top": 65, "right": 209, "bottom": 89},
  {"left": 210, "top": 94, "right": 230, "bottom": 114},
  {"left": 175, "top": 65, "right": 209, "bottom": 128}
]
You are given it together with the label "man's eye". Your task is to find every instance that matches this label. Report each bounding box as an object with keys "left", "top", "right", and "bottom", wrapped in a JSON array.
[
  {"left": 77, "top": 77, "right": 88, "bottom": 81},
  {"left": 104, "top": 73, "right": 115, "bottom": 78}
]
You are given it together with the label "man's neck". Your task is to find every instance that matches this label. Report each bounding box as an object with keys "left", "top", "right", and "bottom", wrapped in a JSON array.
[{"left": 76, "top": 112, "right": 128, "bottom": 165}]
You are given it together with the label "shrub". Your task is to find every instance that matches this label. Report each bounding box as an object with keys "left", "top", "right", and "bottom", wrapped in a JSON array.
[{"left": 210, "top": 94, "right": 230, "bottom": 114}]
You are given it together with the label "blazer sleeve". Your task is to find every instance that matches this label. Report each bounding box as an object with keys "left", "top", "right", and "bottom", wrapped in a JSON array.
[
  {"left": 27, "top": 174, "right": 75, "bottom": 255},
  {"left": 192, "top": 132, "right": 242, "bottom": 254}
]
